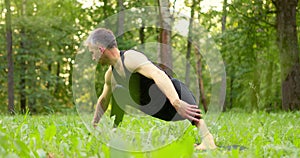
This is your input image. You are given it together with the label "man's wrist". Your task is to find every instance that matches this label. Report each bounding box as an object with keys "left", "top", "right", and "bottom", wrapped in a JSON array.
[{"left": 172, "top": 99, "right": 181, "bottom": 109}]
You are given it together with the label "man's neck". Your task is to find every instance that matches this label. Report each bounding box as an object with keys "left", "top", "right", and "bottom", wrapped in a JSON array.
[{"left": 107, "top": 47, "right": 120, "bottom": 65}]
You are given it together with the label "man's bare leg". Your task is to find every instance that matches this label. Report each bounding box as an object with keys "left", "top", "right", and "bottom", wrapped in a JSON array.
[{"left": 194, "top": 119, "right": 217, "bottom": 150}]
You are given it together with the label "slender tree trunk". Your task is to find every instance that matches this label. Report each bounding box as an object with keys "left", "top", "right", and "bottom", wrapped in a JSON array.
[
  {"left": 117, "top": 0, "right": 124, "bottom": 37},
  {"left": 274, "top": 0, "right": 300, "bottom": 110},
  {"left": 103, "top": 0, "right": 109, "bottom": 28},
  {"left": 139, "top": 22, "right": 145, "bottom": 50},
  {"left": 185, "top": 0, "right": 196, "bottom": 87},
  {"left": 20, "top": 0, "right": 27, "bottom": 114},
  {"left": 47, "top": 64, "right": 52, "bottom": 89},
  {"left": 5, "top": 0, "right": 14, "bottom": 114},
  {"left": 158, "top": 0, "right": 173, "bottom": 75},
  {"left": 229, "top": 75, "right": 234, "bottom": 109},
  {"left": 54, "top": 63, "right": 60, "bottom": 94},
  {"left": 221, "top": 0, "right": 227, "bottom": 33},
  {"left": 195, "top": 47, "right": 208, "bottom": 113},
  {"left": 265, "top": 61, "right": 274, "bottom": 111},
  {"left": 68, "top": 62, "right": 72, "bottom": 90},
  {"left": 190, "top": 0, "right": 208, "bottom": 112},
  {"left": 28, "top": 61, "right": 37, "bottom": 113},
  {"left": 250, "top": 56, "right": 260, "bottom": 111},
  {"left": 221, "top": 0, "right": 228, "bottom": 111},
  {"left": 250, "top": 1, "right": 264, "bottom": 111}
]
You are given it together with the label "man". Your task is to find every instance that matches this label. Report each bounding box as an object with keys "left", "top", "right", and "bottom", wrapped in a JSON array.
[{"left": 86, "top": 28, "right": 216, "bottom": 150}]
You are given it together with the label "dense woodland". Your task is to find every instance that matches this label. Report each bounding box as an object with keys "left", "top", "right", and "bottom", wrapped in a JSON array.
[{"left": 2, "top": 0, "right": 300, "bottom": 114}]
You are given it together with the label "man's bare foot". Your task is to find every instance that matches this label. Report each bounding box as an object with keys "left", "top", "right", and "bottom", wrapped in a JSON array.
[{"left": 194, "top": 133, "right": 217, "bottom": 150}]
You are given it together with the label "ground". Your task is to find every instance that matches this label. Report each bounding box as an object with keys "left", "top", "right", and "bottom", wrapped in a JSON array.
[{"left": 0, "top": 111, "right": 299, "bottom": 157}]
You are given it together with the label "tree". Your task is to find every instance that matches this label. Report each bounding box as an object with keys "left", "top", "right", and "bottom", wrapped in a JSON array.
[
  {"left": 5, "top": 0, "right": 14, "bottom": 114},
  {"left": 185, "top": 0, "right": 208, "bottom": 112},
  {"left": 195, "top": 47, "right": 208, "bottom": 113},
  {"left": 158, "top": 0, "right": 173, "bottom": 75},
  {"left": 221, "top": 0, "right": 229, "bottom": 111},
  {"left": 9, "top": 0, "right": 83, "bottom": 113},
  {"left": 19, "top": 0, "right": 27, "bottom": 114},
  {"left": 117, "top": 0, "right": 125, "bottom": 37},
  {"left": 185, "top": 0, "right": 196, "bottom": 87},
  {"left": 217, "top": 0, "right": 279, "bottom": 111},
  {"left": 274, "top": 0, "right": 300, "bottom": 110}
]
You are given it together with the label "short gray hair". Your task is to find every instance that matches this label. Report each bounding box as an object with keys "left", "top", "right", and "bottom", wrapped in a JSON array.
[{"left": 84, "top": 28, "right": 117, "bottom": 49}]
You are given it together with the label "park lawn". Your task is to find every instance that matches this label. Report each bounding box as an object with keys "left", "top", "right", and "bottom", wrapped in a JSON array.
[{"left": 0, "top": 111, "right": 299, "bottom": 158}]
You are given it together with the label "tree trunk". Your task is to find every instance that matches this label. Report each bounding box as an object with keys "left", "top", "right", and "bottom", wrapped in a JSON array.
[
  {"left": 221, "top": 0, "right": 228, "bottom": 111},
  {"left": 103, "top": 0, "right": 110, "bottom": 28},
  {"left": 20, "top": 0, "right": 27, "bottom": 114},
  {"left": 250, "top": 59, "right": 260, "bottom": 111},
  {"left": 139, "top": 22, "right": 145, "bottom": 50},
  {"left": 275, "top": 0, "right": 300, "bottom": 110},
  {"left": 265, "top": 61, "right": 274, "bottom": 111},
  {"left": 221, "top": 0, "right": 227, "bottom": 33},
  {"left": 158, "top": 0, "right": 173, "bottom": 75},
  {"left": 5, "top": 0, "right": 14, "bottom": 114},
  {"left": 54, "top": 61, "right": 60, "bottom": 96},
  {"left": 229, "top": 74, "right": 234, "bottom": 109},
  {"left": 250, "top": 1, "right": 264, "bottom": 111},
  {"left": 195, "top": 47, "right": 208, "bottom": 113},
  {"left": 185, "top": 0, "right": 196, "bottom": 87},
  {"left": 47, "top": 64, "right": 52, "bottom": 89},
  {"left": 28, "top": 61, "right": 37, "bottom": 113},
  {"left": 117, "top": 0, "right": 124, "bottom": 37},
  {"left": 54, "top": 63, "right": 60, "bottom": 94}
]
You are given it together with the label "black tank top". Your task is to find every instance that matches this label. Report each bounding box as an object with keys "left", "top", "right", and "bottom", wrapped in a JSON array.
[{"left": 111, "top": 51, "right": 155, "bottom": 105}]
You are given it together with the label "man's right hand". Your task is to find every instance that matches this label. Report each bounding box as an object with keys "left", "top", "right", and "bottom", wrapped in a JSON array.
[{"left": 92, "top": 117, "right": 100, "bottom": 128}]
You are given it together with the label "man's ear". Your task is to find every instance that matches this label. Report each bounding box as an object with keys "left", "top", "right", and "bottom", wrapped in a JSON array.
[{"left": 99, "top": 47, "right": 105, "bottom": 53}]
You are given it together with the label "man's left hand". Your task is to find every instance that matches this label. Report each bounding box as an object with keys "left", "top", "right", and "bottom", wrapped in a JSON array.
[{"left": 173, "top": 99, "right": 202, "bottom": 123}]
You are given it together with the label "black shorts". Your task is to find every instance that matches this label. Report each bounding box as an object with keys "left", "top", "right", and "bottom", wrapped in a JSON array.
[{"left": 111, "top": 78, "right": 200, "bottom": 126}]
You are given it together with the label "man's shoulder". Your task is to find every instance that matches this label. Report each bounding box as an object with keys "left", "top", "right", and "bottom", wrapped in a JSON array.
[
  {"left": 123, "top": 49, "right": 148, "bottom": 61},
  {"left": 123, "top": 50, "right": 151, "bottom": 72},
  {"left": 123, "top": 49, "right": 143, "bottom": 55}
]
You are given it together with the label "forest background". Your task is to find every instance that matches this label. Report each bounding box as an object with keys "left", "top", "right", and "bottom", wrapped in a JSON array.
[{"left": 2, "top": 0, "right": 300, "bottom": 115}]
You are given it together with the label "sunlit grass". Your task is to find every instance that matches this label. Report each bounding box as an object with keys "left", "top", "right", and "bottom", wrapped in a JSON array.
[{"left": 0, "top": 111, "right": 299, "bottom": 157}]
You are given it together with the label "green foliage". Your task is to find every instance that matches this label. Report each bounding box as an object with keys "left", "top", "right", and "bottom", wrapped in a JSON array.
[
  {"left": 0, "top": 112, "right": 299, "bottom": 157},
  {"left": 1, "top": 0, "right": 84, "bottom": 113},
  {"left": 1, "top": 0, "right": 299, "bottom": 113},
  {"left": 204, "top": 0, "right": 282, "bottom": 111}
]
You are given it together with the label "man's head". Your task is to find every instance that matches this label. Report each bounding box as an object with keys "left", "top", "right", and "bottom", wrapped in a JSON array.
[
  {"left": 85, "top": 28, "right": 117, "bottom": 49},
  {"left": 85, "top": 28, "right": 118, "bottom": 64}
]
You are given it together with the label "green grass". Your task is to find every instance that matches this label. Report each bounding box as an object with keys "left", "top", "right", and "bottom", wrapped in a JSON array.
[{"left": 0, "top": 111, "right": 299, "bottom": 158}]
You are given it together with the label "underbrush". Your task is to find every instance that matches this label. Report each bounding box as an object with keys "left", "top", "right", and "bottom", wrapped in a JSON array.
[{"left": 0, "top": 111, "right": 299, "bottom": 157}]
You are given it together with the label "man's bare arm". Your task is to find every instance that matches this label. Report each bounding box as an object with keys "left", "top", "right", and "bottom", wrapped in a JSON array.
[
  {"left": 92, "top": 67, "right": 113, "bottom": 127},
  {"left": 136, "top": 64, "right": 179, "bottom": 104},
  {"left": 135, "top": 64, "right": 201, "bottom": 123}
]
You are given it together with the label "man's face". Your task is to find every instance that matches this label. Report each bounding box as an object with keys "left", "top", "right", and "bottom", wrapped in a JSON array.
[
  {"left": 89, "top": 46, "right": 101, "bottom": 60},
  {"left": 89, "top": 46, "right": 109, "bottom": 65}
]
